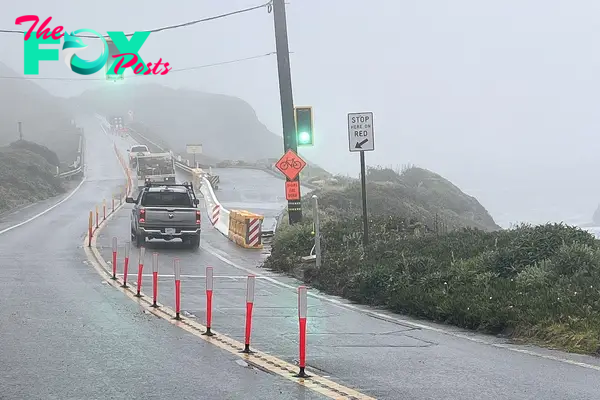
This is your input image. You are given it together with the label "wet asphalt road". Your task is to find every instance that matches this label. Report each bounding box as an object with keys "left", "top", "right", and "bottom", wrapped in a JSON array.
[
  {"left": 97, "top": 135, "right": 600, "bottom": 399},
  {"left": 208, "top": 168, "right": 311, "bottom": 231},
  {"left": 0, "top": 116, "right": 326, "bottom": 400}
]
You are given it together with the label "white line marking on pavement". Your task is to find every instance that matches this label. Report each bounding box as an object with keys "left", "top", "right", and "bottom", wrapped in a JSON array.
[
  {"left": 107, "top": 274, "right": 264, "bottom": 279},
  {"left": 200, "top": 242, "right": 600, "bottom": 372},
  {"left": 0, "top": 177, "right": 86, "bottom": 236},
  {"left": 124, "top": 125, "right": 600, "bottom": 373}
]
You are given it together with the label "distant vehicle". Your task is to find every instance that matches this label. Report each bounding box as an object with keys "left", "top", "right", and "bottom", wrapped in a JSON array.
[
  {"left": 127, "top": 145, "right": 150, "bottom": 168},
  {"left": 110, "top": 116, "right": 124, "bottom": 132},
  {"left": 126, "top": 182, "right": 201, "bottom": 249},
  {"left": 135, "top": 152, "right": 175, "bottom": 188}
]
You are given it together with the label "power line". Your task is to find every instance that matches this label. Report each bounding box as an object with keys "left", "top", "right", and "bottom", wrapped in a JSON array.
[
  {"left": 0, "top": 52, "right": 281, "bottom": 81},
  {"left": 1, "top": 1, "right": 272, "bottom": 38}
]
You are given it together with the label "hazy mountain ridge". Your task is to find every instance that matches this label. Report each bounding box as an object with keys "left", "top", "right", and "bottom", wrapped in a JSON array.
[
  {"left": 0, "top": 62, "right": 80, "bottom": 163},
  {"left": 71, "top": 84, "right": 284, "bottom": 162}
]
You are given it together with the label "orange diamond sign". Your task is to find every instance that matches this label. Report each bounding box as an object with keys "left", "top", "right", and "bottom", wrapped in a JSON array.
[{"left": 275, "top": 149, "right": 306, "bottom": 181}]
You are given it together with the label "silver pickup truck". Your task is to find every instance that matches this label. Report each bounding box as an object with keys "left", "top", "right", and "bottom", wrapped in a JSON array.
[{"left": 126, "top": 182, "right": 201, "bottom": 250}]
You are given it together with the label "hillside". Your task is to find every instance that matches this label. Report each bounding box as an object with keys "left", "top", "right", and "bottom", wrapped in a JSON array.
[
  {"left": 72, "top": 84, "right": 329, "bottom": 174},
  {"left": 72, "top": 84, "right": 283, "bottom": 162},
  {"left": 304, "top": 166, "right": 500, "bottom": 232},
  {"left": 0, "top": 140, "right": 65, "bottom": 212},
  {"left": 0, "top": 62, "right": 80, "bottom": 163}
]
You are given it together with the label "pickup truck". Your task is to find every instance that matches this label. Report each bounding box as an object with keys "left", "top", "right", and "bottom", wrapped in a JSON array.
[
  {"left": 127, "top": 144, "right": 150, "bottom": 168},
  {"left": 126, "top": 182, "right": 201, "bottom": 250}
]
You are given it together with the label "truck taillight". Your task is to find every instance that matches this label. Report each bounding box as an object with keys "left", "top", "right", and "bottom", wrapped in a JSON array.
[
  {"left": 139, "top": 209, "right": 145, "bottom": 223},
  {"left": 196, "top": 210, "right": 201, "bottom": 225}
]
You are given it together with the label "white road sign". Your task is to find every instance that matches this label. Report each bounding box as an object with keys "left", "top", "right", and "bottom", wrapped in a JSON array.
[
  {"left": 186, "top": 144, "right": 203, "bottom": 154},
  {"left": 347, "top": 112, "right": 374, "bottom": 152}
]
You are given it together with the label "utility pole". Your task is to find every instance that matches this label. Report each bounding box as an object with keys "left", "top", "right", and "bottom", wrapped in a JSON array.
[
  {"left": 272, "top": 0, "right": 302, "bottom": 224},
  {"left": 18, "top": 122, "right": 22, "bottom": 140}
]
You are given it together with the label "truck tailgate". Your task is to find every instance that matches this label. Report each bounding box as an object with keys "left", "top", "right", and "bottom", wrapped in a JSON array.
[{"left": 143, "top": 207, "right": 198, "bottom": 228}]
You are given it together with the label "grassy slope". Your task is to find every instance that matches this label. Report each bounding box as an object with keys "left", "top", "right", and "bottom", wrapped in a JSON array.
[
  {"left": 305, "top": 166, "right": 500, "bottom": 232},
  {"left": 0, "top": 62, "right": 80, "bottom": 164},
  {"left": 0, "top": 142, "right": 65, "bottom": 213},
  {"left": 0, "top": 62, "right": 79, "bottom": 212}
]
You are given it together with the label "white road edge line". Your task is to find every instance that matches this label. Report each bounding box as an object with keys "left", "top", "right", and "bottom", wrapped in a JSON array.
[
  {"left": 0, "top": 177, "right": 86, "bottom": 236},
  {"left": 200, "top": 242, "right": 600, "bottom": 372},
  {"left": 124, "top": 126, "right": 600, "bottom": 372},
  {"left": 104, "top": 273, "right": 266, "bottom": 279}
]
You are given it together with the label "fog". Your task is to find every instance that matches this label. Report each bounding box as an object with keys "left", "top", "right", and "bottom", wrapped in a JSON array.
[{"left": 1, "top": 0, "right": 599, "bottom": 228}]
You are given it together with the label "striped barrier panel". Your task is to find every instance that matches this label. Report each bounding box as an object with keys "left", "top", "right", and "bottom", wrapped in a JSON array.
[
  {"left": 207, "top": 175, "right": 219, "bottom": 190},
  {"left": 228, "top": 210, "right": 264, "bottom": 249},
  {"left": 211, "top": 205, "right": 220, "bottom": 225},
  {"left": 247, "top": 217, "right": 262, "bottom": 247}
]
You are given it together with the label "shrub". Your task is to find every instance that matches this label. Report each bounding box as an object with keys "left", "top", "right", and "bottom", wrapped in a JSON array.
[{"left": 264, "top": 219, "right": 600, "bottom": 354}]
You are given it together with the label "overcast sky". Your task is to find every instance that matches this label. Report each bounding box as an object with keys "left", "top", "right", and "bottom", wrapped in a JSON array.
[{"left": 2, "top": 0, "right": 600, "bottom": 227}]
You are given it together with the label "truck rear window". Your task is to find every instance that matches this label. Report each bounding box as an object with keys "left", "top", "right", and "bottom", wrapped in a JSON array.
[
  {"left": 141, "top": 192, "right": 192, "bottom": 207},
  {"left": 131, "top": 146, "right": 148, "bottom": 152}
]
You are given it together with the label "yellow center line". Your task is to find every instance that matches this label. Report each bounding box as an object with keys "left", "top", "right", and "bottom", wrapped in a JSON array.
[{"left": 83, "top": 145, "right": 377, "bottom": 400}]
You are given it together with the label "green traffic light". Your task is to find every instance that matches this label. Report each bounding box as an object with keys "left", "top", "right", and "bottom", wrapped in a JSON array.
[
  {"left": 295, "top": 106, "right": 314, "bottom": 146},
  {"left": 298, "top": 131, "right": 311, "bottom": 144}
]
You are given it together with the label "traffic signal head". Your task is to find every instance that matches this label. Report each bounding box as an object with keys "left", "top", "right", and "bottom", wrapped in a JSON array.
[{"left": 294, "top": 106, "right": 314, "bottom": 146}]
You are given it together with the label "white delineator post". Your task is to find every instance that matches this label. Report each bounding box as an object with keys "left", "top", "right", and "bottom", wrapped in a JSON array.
[
  {"left": 152, "top": 252, "right": 159, "bottom": 308},
  {"left": 203, "top": 266, "right": 215, "bottom": 336},
  {"left": 243, "top": 275, "right": 256, "bottom": 353},
  {"left": 121, "top": 241, "right": 130, "bottom": 288},
  {"left": 296, "top": 286, "right": 308, "bottom": 378},
  {"left": 174, "top": 258, "right": 181, "bottom": 320},
  {"left": 135, "top": 246, "right": 145, "bottom": 297},
  {"left": 111, "top": 237, "right": 118, "bottom": 280}
]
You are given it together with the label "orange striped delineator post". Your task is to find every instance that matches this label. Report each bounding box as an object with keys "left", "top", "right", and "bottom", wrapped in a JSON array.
[
  {"left": 242, "top": 275, "right": 255, "bottom": 353},
  {"left": 151, "top": 252, "right": 159, "bottom": 308},
  {"left": 95, "top": 206, "right": 99, "bottom": 229},
  {"left": 202, "top": 266, "right": 214, "bottom": 336},
  {"left": 174, "top": 258, "right": 182, "bottom": 320},
  {"left": 103, "top": 199, "right": 106, "bottom": 221},
  {"left": 296, "top": 286, "right": 309, "bottom": 378},
  {"left": 121, "top": 241, "right": 130, "bottom": 288},
  {"left": 111, "top": 237, "right": 118, "bottom": 280},
  {"left": 112, "top": 197, "right": 115, "bottom": 213},
  {"left": 135, "top": 246, "right": 145, "bottom": 297},
  {"left": 88, "top": 211, "right": 93, "bottom": 247}
]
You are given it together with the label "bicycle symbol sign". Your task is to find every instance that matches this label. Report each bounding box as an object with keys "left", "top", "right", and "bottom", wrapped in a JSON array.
[{"left": 275, "top": 149, "right": 307, "bottom": 181}]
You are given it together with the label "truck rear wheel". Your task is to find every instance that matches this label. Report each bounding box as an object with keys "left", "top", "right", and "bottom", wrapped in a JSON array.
[
  {"left": 189, "top": 235, "right": 200, "bottom": 250},
  {"left": 134, "top": 232, "right": 144, "bottom": 248}
]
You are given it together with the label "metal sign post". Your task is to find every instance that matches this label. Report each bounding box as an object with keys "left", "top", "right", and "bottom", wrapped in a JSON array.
[{"left": 348, "top": 112, "right": 375, "bottom": 247}]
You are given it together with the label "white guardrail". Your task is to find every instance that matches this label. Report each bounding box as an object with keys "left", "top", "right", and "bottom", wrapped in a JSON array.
[
  {"left": 96, "top": 115, "right": 264, "bottom": 249},
  {"left": 58, "top": 134, "right": 84, "bottom": 179},
  {"left": 124, "top": 127, "right": 233, "bottom": 237}
]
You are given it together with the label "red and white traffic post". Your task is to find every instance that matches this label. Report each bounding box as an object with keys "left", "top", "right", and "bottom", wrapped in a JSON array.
[
  {"left": 296, "top": 286, "right": 309, "bottom": 378},
  {"left": 135, "top": 246, "right": 145, "bottom": 297},
  {"left": 111, "top": 237, "right": 118, "bottom": 280},
  {"left": 103, "top": 199, "right": 106, "bottom": 221},
  {"left": 151, "top": 252, "right": 159, "bottom": 308},
  {"left": 121, "top": 241, "right": 130, "bottom": 288},
  {"left": 242, "top": 275, "right": 255, "bottom": 353},
  {"left": 202, "top": 266, "right": 214, "bottom": 336},
  {"left": 174, "top": 258, "right": 181, "bottom": 320}
]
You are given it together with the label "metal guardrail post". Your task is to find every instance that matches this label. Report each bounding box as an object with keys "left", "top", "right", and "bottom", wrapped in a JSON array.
[{"left": 312, "top": 195, "right": 321, "bottom": 268}]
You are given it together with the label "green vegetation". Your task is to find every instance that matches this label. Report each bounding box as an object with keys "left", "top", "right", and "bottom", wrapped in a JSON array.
[
  {"left": 0, "top": 141, "right": 65, "bottom": 213},
  {"left": 264, "top": 166, "right": 600, "bottom": 355},
  {"left": 305, "top": 166, "right": 499, "bottom": 231},
  {"left": 0, "top": 62, "right": 81, "bottom": 164}
]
